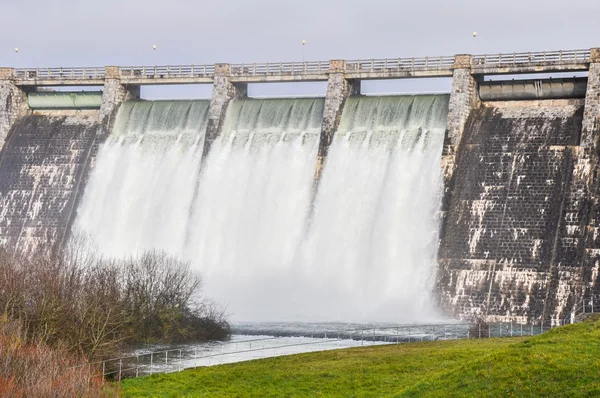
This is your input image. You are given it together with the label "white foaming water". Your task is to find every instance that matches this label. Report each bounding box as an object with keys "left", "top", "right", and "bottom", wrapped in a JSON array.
[
  {"left": 184, "top": 98, "right": 323, "bottom": 318},
  {"left": 74, "top": 100, "right": 209, "bottom": 255},
  {"left": 297, "top": 95, "right": 449, "bottom": 322},
  {"left": 74, "top": 95, "right": 449, "bottom": 324}
]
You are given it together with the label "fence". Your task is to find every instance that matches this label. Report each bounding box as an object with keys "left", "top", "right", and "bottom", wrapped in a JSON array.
[
  {"left": 15, "top": 67, "right": 105, "bottom": 80},
  {"left": 75, "top": 319, "right": 576, "bottom": 383},
  {"left": 230, "top": 61, "right": 330, "bottom": 76},
  {"left": 346, "top": 56, "right": 455, "bottom": 72},
  {"left": 120, "top": 65, "right": 215, "bottom": 79},
  {"left": 472, "top": 49, "right": 591, "bottom": 68},
  {"left": 12, "top": 48, "right": 593, "bottom": 82}
]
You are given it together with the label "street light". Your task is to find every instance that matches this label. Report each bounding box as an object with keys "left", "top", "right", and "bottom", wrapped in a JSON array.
[{"left": 301, "top": 40, "right": 306, "bottom": 62}]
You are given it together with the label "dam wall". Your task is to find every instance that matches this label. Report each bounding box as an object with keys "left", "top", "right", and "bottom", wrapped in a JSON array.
[
  {"left": 438, "top": 100, "right": 584, "bottom": 322},
  {"left": 0, "top": 47, "right": 598, "bottom": 322}
]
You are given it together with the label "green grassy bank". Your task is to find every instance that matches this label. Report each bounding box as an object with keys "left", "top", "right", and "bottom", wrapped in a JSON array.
[{"left": 122, "top": 319, "right": 600, "bottom": 397}]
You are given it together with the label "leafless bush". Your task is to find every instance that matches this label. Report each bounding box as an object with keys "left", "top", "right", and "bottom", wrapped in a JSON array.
[
  {"left": 0, "top": 317, "right": 117, "bottom": 397},
  {"left": 0, "top": 237, "right": 230, "bottom": 361},
  {"left": 468, "top": 315, "right": 490, "bottom": 338}
]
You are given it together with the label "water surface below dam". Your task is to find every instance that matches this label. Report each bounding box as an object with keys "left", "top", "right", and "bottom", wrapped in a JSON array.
[{"left": 74, "top": 94, "right": 449, "bottom": 323}]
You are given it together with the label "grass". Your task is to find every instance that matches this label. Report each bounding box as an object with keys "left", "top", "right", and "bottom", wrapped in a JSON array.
[{"left": 121, "top": 319, "right": 600, "bottom": 397}]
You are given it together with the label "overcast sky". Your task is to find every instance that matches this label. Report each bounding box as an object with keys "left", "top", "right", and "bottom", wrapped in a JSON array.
[{"left": 2, "top": 0, "right": 598, "bottom": 97}]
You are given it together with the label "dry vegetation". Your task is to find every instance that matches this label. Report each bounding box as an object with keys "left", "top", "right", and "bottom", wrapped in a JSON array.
[
  {"left": 0, "top": 237, "right": 230, "bottom": 393},
  {"left": 0, "top": 317, "right": 117, "bottom": 397}
]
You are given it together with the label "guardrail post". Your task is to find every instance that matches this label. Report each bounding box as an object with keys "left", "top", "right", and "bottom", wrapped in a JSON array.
[
  {"left": 0, "top": 68, "right": 27, "bottom": 151},
  {"left": 313, "top": 59, "right": 360, "bottom": 189},
  {"left": 203, "top": 63, "right": 247, "bottom": 160}
]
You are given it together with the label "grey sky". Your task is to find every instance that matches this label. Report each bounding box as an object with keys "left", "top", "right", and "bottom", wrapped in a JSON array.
[{"left": 2, "top": 0, "right": 598, "bottom": 97}]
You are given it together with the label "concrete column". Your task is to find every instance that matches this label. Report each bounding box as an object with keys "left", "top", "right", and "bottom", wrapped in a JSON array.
[
  {"left": 581, "top": 48, "right": 600, "bottom": 150},
  {"left": 442, "top": 54, "right": 479, "bottom": 180},
  {"left": 314, "top": 60, "right": 360, "bottom": 183},
  {"left": 0, "top": 68, "right": 27, "bottom": 150},
  {"left": 577, "top": 48, "right": 600, "bottom": 298},
  {"left": 203, "top": 64, "right": 247, "bottom": 159},
  {"left": 99, "top": 66, "right": 139, "bottom": 136}
]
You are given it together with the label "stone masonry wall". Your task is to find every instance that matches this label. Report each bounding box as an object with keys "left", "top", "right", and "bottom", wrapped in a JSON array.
[
  {"left": 203, "top": 64, "right": 247, "bottom": 160},
  {"left": 0, "top": 114, "right": 100, "bottom": 252},
  {"left": 579, "top": 57, "right": 600, "bottom": 301},
  {"left": 438, "top": 100, "right": 584, "bottom": 323},
  {"left": 0, "top": 69, "right": 28, "bottom": 151},
  {"left": 315, "top": 60, "right": 360, "bottom": 183}
]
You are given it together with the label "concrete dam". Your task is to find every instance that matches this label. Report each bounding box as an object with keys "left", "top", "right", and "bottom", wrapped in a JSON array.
[{"left": 0, "top": 47, "right": 598, "bottom": 324}]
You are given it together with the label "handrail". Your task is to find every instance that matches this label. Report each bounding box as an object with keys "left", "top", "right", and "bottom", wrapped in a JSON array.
[
  {"left": 15, "top": 67, "right": 106, "bottom": 79},
  {"left": 230, "top": 60, "right": 330, "bottom": 76},
  {"left": 120, "top": 64, "right": 215, "bottom": 78},
  {"left": 472, "top": 49, "right": 591, "bottom": 67},
  {"left": 346, "top": 55, "right": 455, "bottom": 72},
  {"left": 11, "top": 48, "right": 594, "bottom": 82}
]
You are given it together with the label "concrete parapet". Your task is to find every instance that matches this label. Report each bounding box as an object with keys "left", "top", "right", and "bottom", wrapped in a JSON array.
[
  {"left": 590, "top": 48, "right": 600, "bottom": 63},
  {"left": 0, "top": 68, "right": 15, "bottom": 80},
  {"left": 452, "top": 54, "right": 472, "bottom": 70},
  {"left": 104, "top": 66, "right": 121, "bottom": 79},
  {"left": 203, "top": 64, "right": 247, "bottom": 159},
  {"left": 328, "top": 60, "right": 346, "bottom": 73}
]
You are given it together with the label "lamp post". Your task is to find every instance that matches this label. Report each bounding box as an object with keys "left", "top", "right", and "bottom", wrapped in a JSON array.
[
  {"left": 301, "top": 40, "right": 306, "bottom": 62},
  {"left": 14, "top": 48, "right": 19, "bottom": 67}
]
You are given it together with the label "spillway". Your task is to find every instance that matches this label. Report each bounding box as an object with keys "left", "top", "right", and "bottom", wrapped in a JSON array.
[
  {"left": 74, "top": 100, "right": 209, "bottom": 255},
  {"left": 297, "top": 95, "right": 449, "bottom": 322},
  {"left": 74, "top": 95, "right": 449, "bottom": 323}
]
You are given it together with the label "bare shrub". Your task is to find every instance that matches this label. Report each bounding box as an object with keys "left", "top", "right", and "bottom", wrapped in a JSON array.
[
  {"left": 468, "top": 316, "right": 490, "bottom": 338},
  {"left": 121, "top": 251, "right": 230, "bottom": 343},
  {"left": 0, "top": 237, "right": 230, "bottom": 361},
  {"left": 0, "top": 317, "right": 116, "bottom": 397}
]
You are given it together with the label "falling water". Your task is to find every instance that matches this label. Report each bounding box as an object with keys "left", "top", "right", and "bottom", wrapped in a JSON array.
[
  {"left": 74, "top": 95, "right": 449, "bottom": 323},
  {"left": 184, "top": 98, "right": 323, "bottom": 317},
  {"left": 74, "top": 100, "right": 209, "bottom": 255},
  {"left": 297, "top": 95, "right": 449, "bottom": 322}
]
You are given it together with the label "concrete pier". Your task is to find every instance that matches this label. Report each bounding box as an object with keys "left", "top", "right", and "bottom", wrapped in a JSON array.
[
  {"left": 203, "top": 64, "right": 247, "bottom": 159},
  {"left": 441, "top": 55, "right": 479, "bottom": 180},
  {"left": 0, "top": 68, "right": 27, "bottom": 150},
  {"left": 314, "top": 60, "right": 360, "bottom": 183},
  {"left": 99, "top": 66, "right": 139, "bottom": 136}
]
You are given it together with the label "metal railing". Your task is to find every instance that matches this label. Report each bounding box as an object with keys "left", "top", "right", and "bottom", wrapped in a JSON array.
[
  {"left": 346, "top": 55, "right": 455, "bottom": 72},
  {"left": 15, "top": 67, "right": 105, "bottom": 80},
  {"left": 12, "top": 48, "right": 594, "bottom": 82},
  {"left": 120, "top": 65, "right": 215, "bottom": 79},
  {"left": 472, "top": 49, "right": 591, "bottom": 67},
  {"left": 230, "top": 61, "right": 330, "bottom": 76},
  {"left": 73, "top": 320, "right": 573, "bottom": 383},
  {"left": 569, "top": 293, "right": 600, "bottom": 321}
]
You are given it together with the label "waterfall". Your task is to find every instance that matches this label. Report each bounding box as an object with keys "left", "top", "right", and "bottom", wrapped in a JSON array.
[
  {"left": 298, "top": 95, "right": 449, "bottom": 321},
  {"left": 74, "top": 95, "right": 448, "bottom": 323},
  {"left": 74, "top": 100, "right": 209, "bottom": 255}
]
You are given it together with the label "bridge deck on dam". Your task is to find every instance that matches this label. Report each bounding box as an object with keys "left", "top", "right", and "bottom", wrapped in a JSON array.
[{"left": 10, "top": 48, "right": 592, "bottom": 86}]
